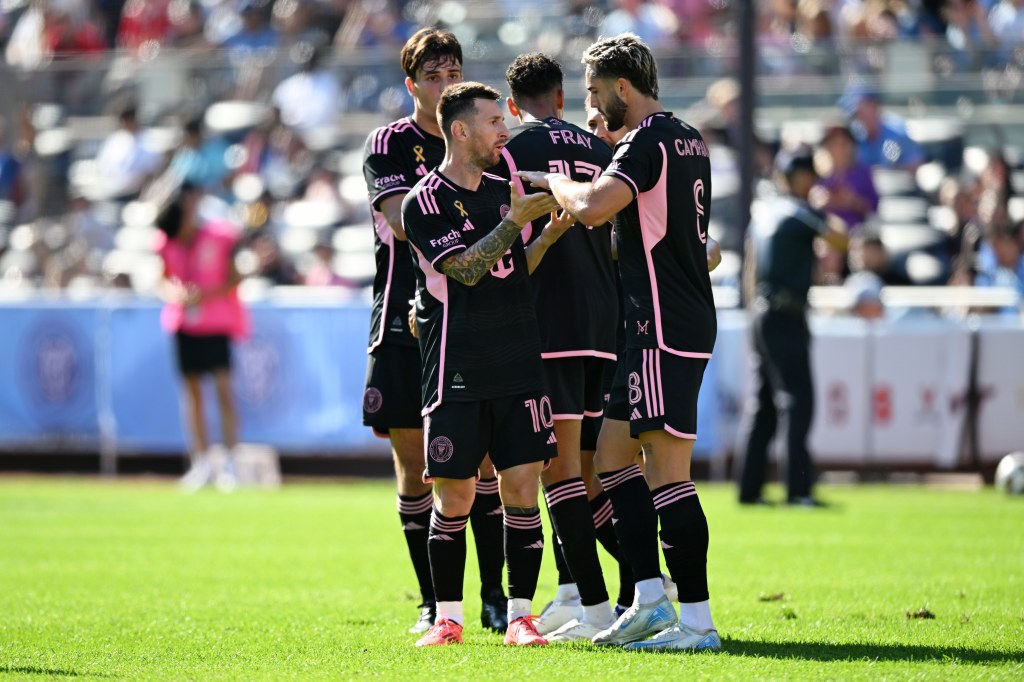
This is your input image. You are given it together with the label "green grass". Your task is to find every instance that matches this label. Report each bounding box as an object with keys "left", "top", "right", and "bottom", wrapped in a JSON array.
[{"left": 1, "top": 478, "right": 1022, "bottom": 681}]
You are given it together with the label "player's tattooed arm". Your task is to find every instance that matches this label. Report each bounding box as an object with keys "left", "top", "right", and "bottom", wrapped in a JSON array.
[
  {"left": 439, "top": 218, "right": 524, "bottom": 286},
  {"left": 439, "top": 182, "right": 560, "bottom": 286}
]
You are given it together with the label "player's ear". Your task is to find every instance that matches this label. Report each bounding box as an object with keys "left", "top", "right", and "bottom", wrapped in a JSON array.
[
  {"left": 405, "top": 76, "right": 415, "bottom": 98},
  {"left": 555, "top": 89, "right": 564, "bottom": 111},
  {"left": 506, "top": 97, "right": 520, "bottom": 118}
]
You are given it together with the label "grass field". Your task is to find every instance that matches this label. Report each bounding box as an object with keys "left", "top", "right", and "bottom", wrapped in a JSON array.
[{"left": 1, "top": 477, "right": 1022, "bottom": 681}]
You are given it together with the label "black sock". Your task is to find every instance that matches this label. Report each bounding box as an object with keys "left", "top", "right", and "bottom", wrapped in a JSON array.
[
  {"left": 545, "top": 478, "right": 609, "bottom": 606},
  {"left": 590, "top": 491, "right": 632, "bottom": 607},
  {"left": 470, "top": 477, "right": 505, "bottom": 596},
  {"left": 546, "top": 503, "right": 575, "bottom": 587},
  {"left": 503, "top": 506, "right": 544, "bottom": 601},
  {"left": 652, "top": 481, "right": 710, "bottom": 603},
  {"left": 397, "top": 492, "right": 434, "bottom": 603},
  {"left": 427, "top": 508, "right": 469, "bottom": 603},
  {"left": 597, "top": 465, "right": 661, "bottom": 583}
]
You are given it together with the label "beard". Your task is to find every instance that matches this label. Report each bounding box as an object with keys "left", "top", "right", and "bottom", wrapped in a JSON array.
[
  {"left": 601, "top": 92, "right": 628, "bottom": 133},
  {"left": 469, "top": 139, "right": 502, "bottom": 170}
]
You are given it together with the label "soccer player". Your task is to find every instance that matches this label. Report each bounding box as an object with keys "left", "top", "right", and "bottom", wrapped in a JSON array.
[
  {"left": 361, "top": 28, "right": 506, "bottom": 634},
  {"left": 489, "top": 53, "right": 619, "bottom": 641},
  {"left": 403, "top": 81, "right": 572, "bottom": 647},
  {"left": 518, "top": 33, "right": 722, "bottom": 651}
]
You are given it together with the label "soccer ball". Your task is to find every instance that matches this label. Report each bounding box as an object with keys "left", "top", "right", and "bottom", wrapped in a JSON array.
[{"left": 994, "top": 452, "right": 1024, "bottom": 496}]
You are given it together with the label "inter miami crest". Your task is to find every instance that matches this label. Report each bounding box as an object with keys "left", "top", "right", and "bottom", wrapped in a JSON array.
[{"left": 428, "top": 436, "right": 454, "bottom": 463}]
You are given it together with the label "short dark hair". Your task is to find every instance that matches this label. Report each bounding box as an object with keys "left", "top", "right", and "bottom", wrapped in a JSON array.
[
  {"left": 400, "top": 28, "right": 462, "bottom": 80},
  {"left": 582, "top": 33, "right": 658, "bottom": 99},
  {"left": 505, "top": 53, "right": 563, "bottom": 103},
  {"left": 437, "top": 82, "right": 501, "bottom": 141},
  {"left": 155, "top": 183, "right": 198, "bottom": 240}
]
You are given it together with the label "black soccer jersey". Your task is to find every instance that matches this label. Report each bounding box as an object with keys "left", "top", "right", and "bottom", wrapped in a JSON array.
[
  {"left": 363, "top": 117, "right": 446, "bottom": 351},
  {"left": 491, "top": 117, "right": 618, "bottom": 359},
  {"left": 602, "top": 112, "right": 717, "bottom": 356},
  {"left": 402, "top": 170, "right": 546, "bottom": 413}
]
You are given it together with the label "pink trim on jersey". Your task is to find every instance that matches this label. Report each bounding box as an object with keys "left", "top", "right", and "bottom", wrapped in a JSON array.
[
  {"left": 635, "top": 142, "right": 714, "bottom": 360},
  {"left": 637, "top": 143, "right": 671, "bottom": 350},
  {"left": 412, "top": 242, "right": 450, "bottom": 416},
  {"left": 373, "top": 185, "right": 412, "bottom": 205},
  {"left": 608, "top": 169, "right": 639, "bottom": 197},
  {"left": 663, "top": 423, "right": 697, "bottom": 440},
  {"left": 552, "top": 412, "right": 584, "bottom": 421},
  {"left": 583, "top": 409, "right": 604, "bottom": 418},
  {"left": 368, "top": 211, "right": 396, "bottom": 353},
  {"left": 430, "top": 244, "right": 465, "bottom": 268},
  {"left": 541, "top": 350, "right": 617, "bottom": 360},
  {"left": 416, "top": 177, "right": 442, "bottom": 215},
  {"left": 499, "top": 147, "right": 533, "bottom": 244}
]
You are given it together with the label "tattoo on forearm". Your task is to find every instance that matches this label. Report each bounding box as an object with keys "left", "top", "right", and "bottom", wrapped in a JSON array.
[{"left": 440, "top": 218, "right": 522, "bottom": 286}]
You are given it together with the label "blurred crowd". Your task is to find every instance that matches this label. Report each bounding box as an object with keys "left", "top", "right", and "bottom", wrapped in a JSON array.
[{"left": 0, "top": 0, "right": 1021, "bottom": 306}]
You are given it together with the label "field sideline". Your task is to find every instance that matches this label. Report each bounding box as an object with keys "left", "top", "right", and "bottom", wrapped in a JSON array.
[{"left": 1, "top": 477, "right": 1022, "bottom": 680}]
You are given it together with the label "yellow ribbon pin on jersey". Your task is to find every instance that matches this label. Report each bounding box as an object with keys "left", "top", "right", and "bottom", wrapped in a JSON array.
[
  {"left": 413, "top": 145, "right": 425, "bottom": 163},
  {"left": 454, "top": 201, "right": 468, "bottom": 218}
]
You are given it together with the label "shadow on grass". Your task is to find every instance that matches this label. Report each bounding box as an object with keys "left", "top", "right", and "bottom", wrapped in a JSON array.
[
  {"left": 0, "top": 666, "right": 84, "bottom": 677},
  {"left": 724, "top": 639, "right": 1022, "bottom": 664}
]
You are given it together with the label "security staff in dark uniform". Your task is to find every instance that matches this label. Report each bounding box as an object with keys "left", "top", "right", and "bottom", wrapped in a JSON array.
[{"left": 738, "top": 146, "right": 848, "bottom": 506}]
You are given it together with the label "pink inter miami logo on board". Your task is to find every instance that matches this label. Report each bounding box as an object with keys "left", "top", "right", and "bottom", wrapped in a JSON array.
[
  {"left": 428, "top": 436, "right": 454, "bottom": 463},
  {"left": 363, "top": 387, "right": 383, "bottom": 413}
]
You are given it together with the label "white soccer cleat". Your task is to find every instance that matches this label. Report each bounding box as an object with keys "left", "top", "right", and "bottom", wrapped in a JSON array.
[
  {"left": 534, "top": 598, "right": 583, "bottom": 635},
  {"left": 662, "top": 572, "right": 678, "bottom": 602},
  {"left": 215, "top": 457, "right": 237, "bottom": 493},
  {"left": 591, "top": 595, "right": 678, "bottom": 646},
  {"left": 623, "top": 623, "right": 721, "bottom": 652},
  {"left": 546, "top": 618, "right": 615, "bottom": 643},
  {"left": 180, "top": 459, "right": 213, "bottom": 493}
]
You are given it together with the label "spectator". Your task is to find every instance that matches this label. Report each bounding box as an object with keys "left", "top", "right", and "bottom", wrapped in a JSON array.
[
  {"left": 117, "top": 0, "right": 172, "bottom": 54},
  {"left": 272, "top": 45, "right": 343, "bottom": 134},
  {"left": 94, "top": 102, "right": 162, "bottom": 200},
  {"left": 599, "top": 0, "right": 680, "bottom": 50},
  {"left": 974, "top": 221, "right": 1024, "bottom": 314},
  {"left": 942, "top": 0, "right": 999, "bottom": 71},
  {"left": 988, "top": 0, "right": 1024, "bottom": 49},
  {"left": 221, "top": 0, "right": 278, "bottom": 54},
  {"left": 166, "top": 115, "right": 232, "bottom": 194},
  {"left": 844, "top": 270, "right": 887, "bottom": 319},
  {"left": 247, "top": 231, "right": 301, "bottom": 285},
  {"left": 814, "top": 123, "right": 880, "bottom": 234},
  {"left": 0, "top": 116, "right": 25, "bottom": 209},
  {"left": 839, "top": 84, "right": 926, "bottom": 170},
  {"left": 848, "top": 230, "right": 914, "bottom": 285}
]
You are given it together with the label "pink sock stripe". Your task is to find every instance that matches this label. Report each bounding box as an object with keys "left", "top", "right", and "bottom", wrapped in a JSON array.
[
  {"left": 476, "top": 478, "right": 499, "bottom": 495},
  {"left": 397, "top": 494, "right": 434, "bottom": 514},
  {"left": 652, "top": 483, "right": 698, "bottom": 510},
  {"left": 598, "top": 465, "right": 644, "bottom": 491},
  {"left": 592, "top": 499, "right": 614, "bottom": 527},
  {"left": 430, "top": 512, "right": 469, "bottom": 533},
  {"left": 503, "top": 513, "right": 542, "bottom": 530},
  {"left": 544, "top": 480, "right": 588, "bottom": 507}
]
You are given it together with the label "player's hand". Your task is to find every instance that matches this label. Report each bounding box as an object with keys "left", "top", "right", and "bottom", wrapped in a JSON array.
[
  {"left": 515, "top": 171, "right": 551, "bottom": 191},
  {"left": 541, "top": 209, "right": 575, "bottom": 245},
  {"left": 407, "top": 298, "right": 418, "bottom": 339},
  {"left": 706, "top": 236, "right": 722, "bottom": 272},
  {"left": 507, "top": 181, "right": 560, "bottom": 227}
]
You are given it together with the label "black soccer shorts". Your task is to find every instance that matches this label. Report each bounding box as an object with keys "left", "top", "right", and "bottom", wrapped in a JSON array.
[
  {"left": 362, "top": 343, "right": 423, "bottom": 436},
  {"left": 607, "top": 347, "right": 708, "bottom": 440},
  {"left": 542, "top": 355, "right": 608, "bottom": 422},
  {"left": 423, "top": 390, "right": 558, "bottom": 480},
  {"left": 175, "top": 332, "right": 231, "bottom": 376}
]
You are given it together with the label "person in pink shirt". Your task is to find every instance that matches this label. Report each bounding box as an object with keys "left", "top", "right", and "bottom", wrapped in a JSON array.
[{"left": 155, "top": 184, "right": 249, "bottom": 492}]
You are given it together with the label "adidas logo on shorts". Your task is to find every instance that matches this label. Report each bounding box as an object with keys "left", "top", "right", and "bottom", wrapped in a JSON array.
[{"left": 546, "top": 432, "right": 557, "bottom": 445}]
